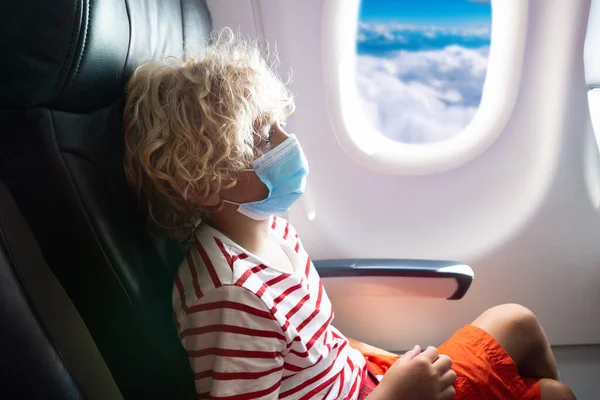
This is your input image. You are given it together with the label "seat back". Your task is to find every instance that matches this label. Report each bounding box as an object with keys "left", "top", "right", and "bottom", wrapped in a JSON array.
[{"left": 0, "top": 1, "right": 211, "bottom": 398}]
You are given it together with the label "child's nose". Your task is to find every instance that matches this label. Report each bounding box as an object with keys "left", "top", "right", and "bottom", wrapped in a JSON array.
[{"left": 270, "top": 123, "right": 290, "bottom": 148}]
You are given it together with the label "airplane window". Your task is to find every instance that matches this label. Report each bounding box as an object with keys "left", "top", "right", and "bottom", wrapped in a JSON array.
[
  {"left": 356, "top": 0, "right": 492, "bottom": 144},
  {"left": 322, "top": 0, "right": 529, "bottom": 174}
]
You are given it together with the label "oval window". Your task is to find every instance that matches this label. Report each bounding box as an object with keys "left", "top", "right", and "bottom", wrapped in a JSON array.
[{"left": 322, "top": 0, "right": 530, "bottom": 174}]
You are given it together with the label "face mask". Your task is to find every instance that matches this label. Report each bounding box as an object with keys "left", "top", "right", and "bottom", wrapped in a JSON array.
[{"left": 223, "top": 134, "right": 309, "bottom": 220}]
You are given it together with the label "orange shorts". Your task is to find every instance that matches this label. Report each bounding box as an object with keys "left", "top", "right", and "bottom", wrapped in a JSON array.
[{"left": 358, "top": 325, "right": 541, "bottom": 400}]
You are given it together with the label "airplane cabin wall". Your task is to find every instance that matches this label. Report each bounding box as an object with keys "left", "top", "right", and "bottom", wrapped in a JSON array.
[{"left": 206, "top": 0, "right": 600, "bottom": 351}]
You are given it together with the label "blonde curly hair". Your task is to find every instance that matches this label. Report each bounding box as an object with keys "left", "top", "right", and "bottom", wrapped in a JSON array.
[{"left": 124, "top": 28, "right": 295, "bottom": 238}]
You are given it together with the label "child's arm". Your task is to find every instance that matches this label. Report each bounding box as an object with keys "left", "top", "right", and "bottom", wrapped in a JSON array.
[{"left": 177, "top": 285, "right": 285, "bottom": 397}]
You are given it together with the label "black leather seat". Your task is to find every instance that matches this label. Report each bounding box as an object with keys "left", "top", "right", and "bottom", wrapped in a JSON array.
[
  {"left": 0, "top": 182, "right": 86, "bottom": 399},
  {"left": 0, "top": 1, "right": 212, "bottom": 398},
  {"left": 0, "top": 180, "right": 122, "bottom": 399}
]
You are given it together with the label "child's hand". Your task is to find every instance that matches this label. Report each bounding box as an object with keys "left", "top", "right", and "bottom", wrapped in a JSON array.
[{"left": 370, "top": 345, "right": 456, "bottom": 400}]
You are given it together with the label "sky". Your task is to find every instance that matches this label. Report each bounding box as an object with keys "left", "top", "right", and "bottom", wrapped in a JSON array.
[
  {"left": 355, "top": 0, "right": 492, "bottom": 143},
  {"left": 359, "top": 0, "right": 491, "bottom": 26}
]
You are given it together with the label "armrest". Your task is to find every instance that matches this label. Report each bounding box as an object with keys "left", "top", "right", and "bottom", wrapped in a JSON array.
[{"left": 313, "top": 259, "right": 474, "bottom": 300}]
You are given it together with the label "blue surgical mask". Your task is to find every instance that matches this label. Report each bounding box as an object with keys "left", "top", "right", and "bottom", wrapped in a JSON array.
[{"left": 223, "top": 134, "right": 309, "bottom": 220}]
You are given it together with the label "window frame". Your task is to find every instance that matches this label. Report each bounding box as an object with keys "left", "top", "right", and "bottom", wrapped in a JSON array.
[{"left": 321, "top": 0, "right": 530, "bottom": 175}]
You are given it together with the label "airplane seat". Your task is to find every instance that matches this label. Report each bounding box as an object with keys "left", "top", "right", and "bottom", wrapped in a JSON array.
[
  {"left": 0, "top": 0, "right": 211, "bottom": 398},
  {"left": 0, "top": 181, "right": 121, "bottom": 399},
  {"left": 0, "top": 181, "right": 85, "bottom": 399}
]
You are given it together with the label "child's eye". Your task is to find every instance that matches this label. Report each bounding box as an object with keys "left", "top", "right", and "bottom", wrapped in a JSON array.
[{"left": 263, "top": 129, "right": 274, "bottom": 144}]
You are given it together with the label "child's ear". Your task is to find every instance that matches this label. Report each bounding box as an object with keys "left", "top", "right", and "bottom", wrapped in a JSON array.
[{"left": 200, "top": 191, "right": 221, "bottom": 207}]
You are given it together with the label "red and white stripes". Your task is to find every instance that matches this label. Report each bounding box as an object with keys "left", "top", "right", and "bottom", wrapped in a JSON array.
[{"left": 173, "top": 217, "right": 366, "bottom": 399}]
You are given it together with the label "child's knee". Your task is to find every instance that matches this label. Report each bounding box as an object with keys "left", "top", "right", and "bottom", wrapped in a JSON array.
[
  {"left": 472, "top": 303, "right": 544, "bottom": 356},
  {"left": 478, "top": 303, "right": 540, "bottom": 335},
  {"left": 497, "top": 303, "right": 539, "bottom": 333},
  {"left": 539, "top": 378, "right": 576, "bottom": 400}
]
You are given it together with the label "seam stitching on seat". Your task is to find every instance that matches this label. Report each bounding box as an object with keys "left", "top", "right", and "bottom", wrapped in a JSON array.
[
  {"left": 122, "top": 0, "right": 133, "bottom": 75},
  {"left": 54, "top": 0, "right": 82, "bottom": 94},
  {"left": 71, "top": 0, "right": 91, "bottom": 85}
]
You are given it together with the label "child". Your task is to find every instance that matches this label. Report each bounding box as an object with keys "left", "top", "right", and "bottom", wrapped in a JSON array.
[{"left": 123, "top": 29, "right": 576, "bottom": 400}]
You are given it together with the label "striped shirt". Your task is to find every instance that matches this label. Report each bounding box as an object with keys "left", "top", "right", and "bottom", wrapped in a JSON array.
[{"left": 172, "top": 216, "right": 367, "bottom": 399}]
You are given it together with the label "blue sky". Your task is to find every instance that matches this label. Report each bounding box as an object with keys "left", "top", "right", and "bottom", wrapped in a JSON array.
[
  {"left": 359, "top": 0, "right": 491, "bottom": 26},
  {"left": 356, "top": 0, "right": 491, "bottom": 54}
]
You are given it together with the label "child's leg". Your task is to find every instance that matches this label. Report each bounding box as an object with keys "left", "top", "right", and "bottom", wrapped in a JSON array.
[
  {"left": 471, "top": 303, "right": 559, "bottom": 380},
  {"left": 471, "top": 304, "right": 575, "bottom": 400},
  {"left": 537, "top": 379, "right": 577, "bottom": 400}
]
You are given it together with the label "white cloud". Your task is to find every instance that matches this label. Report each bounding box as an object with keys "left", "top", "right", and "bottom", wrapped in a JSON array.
[
  {"left": 357, "top": 22, "right": 491, "bottom": 46},
  {"left": 355, "top": 45, "right": 489, "bottom": 143}
]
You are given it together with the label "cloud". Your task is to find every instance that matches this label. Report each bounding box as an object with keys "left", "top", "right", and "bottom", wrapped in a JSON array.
[
  {"left": 358, "top": 22, "right": 491, "bottom": 39},
  {"left": 357, "top": 23, "right": 491, "bottom": 53},
  {"left": 355, "top": 44, "right": 489, "bottom": 143}
]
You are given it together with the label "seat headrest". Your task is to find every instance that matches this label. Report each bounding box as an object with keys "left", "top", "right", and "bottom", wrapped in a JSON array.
[{"left": 0, "top": 0, "right": 211, "bottom": 112}]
